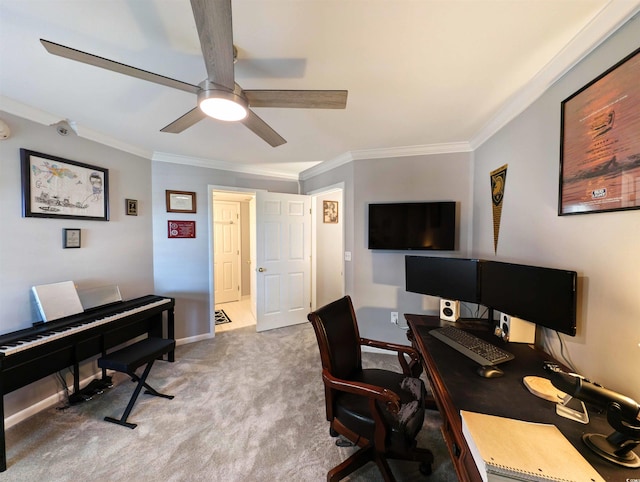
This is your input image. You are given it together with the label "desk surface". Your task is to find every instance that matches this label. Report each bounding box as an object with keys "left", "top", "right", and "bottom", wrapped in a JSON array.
[{"left": 406, "top": 314, "right": 639, "bottom": 482}]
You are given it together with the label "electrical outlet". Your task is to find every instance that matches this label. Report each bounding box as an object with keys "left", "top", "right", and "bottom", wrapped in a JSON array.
[{"left": 391, "top": 312, "right": 398, "bottom": 324}]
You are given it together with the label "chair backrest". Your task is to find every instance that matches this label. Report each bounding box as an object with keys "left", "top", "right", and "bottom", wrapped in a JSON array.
[{"left": 307, "top": 295, "right": 362, "bottom": 381}]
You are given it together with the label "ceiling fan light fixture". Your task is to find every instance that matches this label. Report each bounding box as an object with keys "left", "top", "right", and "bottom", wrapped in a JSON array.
[{"left": 198, "top": 89, "right": 248, "bottom": 122}]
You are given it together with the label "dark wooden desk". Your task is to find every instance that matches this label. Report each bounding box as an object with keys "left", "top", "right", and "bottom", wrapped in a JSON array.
[{"left": 406, "top": 314, "right": 639, "bottom": 482}]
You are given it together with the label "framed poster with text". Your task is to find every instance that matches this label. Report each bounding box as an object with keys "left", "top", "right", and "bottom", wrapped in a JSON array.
[
  {"left": 168, "top": 220, "right": 196, "bottom": 238},
  {"left": 559, "top": 47, "right": 640, "bottom": 215}
]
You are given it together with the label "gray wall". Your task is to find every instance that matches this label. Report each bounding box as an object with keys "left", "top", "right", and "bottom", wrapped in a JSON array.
[
  {"left": 151, "top": 161, "right": 299, "bottom": 339},
  {"left": 472, "top": 14, "right": 640, "bottom": 401},
  {"left": 302, "top": 152, "right": 474, "bottom": 345},
  {"left": 0, "top": 111, "right": 154, "bottom": 418}
]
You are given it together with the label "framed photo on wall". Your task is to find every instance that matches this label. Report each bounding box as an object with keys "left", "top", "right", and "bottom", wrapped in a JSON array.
[
  {"left": 63, "top": 228, "right": 81, "bottom": 248},
  {"left": 323, "top": 200, "right": 338, "bottom": 223},
  {"left": 166, "top": 190, "right": 196, "bottom": 213},
  {"left": 126, "top": 199, "right": 138, "bottom": 216},
  {"left": 21, "top": 149, "right": 109, "bottom": 221},
  {"left": 559, "top": 47, "right": 640, "bottom": 215}
]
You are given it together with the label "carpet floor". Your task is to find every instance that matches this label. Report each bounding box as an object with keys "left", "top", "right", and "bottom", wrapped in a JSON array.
[{"left": 3, "top": 323, "right": 457, "bottom": 481}]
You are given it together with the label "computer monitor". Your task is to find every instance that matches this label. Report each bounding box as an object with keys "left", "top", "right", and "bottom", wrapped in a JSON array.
[
  {"left": 405, "top": 256, "right": 482, "bottom": 303},
  {"left": 480, "top": 261, "right": 577, "bottom": 336}
]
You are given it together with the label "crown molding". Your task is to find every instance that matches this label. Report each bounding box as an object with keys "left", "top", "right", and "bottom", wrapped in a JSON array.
[
  {"left": 298, "top": 142, "right": 472, "bottom": 181},
  {"left": 470, "top": 0, "right": 640, "bottom": 150},
  {"left": 152, "top": 151, "right": 300, "bottom": 180},
  {"left": 0, "top": 96, "right": 152, "bottom": 160}
]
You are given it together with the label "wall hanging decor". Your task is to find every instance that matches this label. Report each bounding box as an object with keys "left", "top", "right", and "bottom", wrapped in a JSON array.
[
  {"left": 323, "top": 200, "right": 338, "bottom": 223},
  {"left": 168, "top": 220, "right": 196, "bottom": 238},
  {"left": 62, "top": 228, "right": 81, "bottom": 248},
  {"left": 21, "top": 149, "right": 109, "bottom": 221},
  {"left": 126, "top": 198, "right": 138, "bottom": 216},
  {"left": 166, "top": 190, "right": 196, "bottom": 213},
  {"left": 490, "top": 164, "right": 508, "bottom": 253},
  {"left": 559, "top": 47, "right": 640, "bottom": 215}
]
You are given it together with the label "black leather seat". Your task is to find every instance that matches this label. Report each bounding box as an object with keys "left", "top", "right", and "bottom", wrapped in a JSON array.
[{"left": 308, "top": 296, "right": 433, "bottom": 481}]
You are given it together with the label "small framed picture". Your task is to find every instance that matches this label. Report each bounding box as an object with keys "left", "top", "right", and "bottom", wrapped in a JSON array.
[
  {"left": 63, "top": 228, "right": 81, "bottom": 248},
  {"left": 166, "top": 190, "right": 196, "bottom": 213},
  {"left": 126, "top": 198, "right": 138, "bottom": 216},
  {"left": 323, "top": 200, "right": 338, "bottom": 223}
]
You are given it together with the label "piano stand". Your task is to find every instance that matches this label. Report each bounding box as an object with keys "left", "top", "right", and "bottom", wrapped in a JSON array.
[{"left": 98, "top": 337, "right": 175, "bottom": 429}]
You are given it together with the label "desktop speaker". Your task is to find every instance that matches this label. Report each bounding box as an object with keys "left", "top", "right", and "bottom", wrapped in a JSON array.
[
  {"left": 497, "top": 312, "right": 536, "bottom": 343},
  {"left": 440, "top": 299, "right": 460, "bottom": 322}
]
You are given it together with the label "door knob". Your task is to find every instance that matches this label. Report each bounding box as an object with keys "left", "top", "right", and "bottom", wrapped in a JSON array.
[{"left": 258, "top": 267, "right": 266, "bottom": 272}]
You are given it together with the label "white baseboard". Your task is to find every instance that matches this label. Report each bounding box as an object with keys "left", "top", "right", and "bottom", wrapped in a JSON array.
[
  {"left": 5, "top": 334, "right": 199, "bottom": 430},
  {"left": 177, "top": 333, "right": 213, "bottom": 345},
  {"left": 5, "top": 371, "right": 104, "bottom": 430}
]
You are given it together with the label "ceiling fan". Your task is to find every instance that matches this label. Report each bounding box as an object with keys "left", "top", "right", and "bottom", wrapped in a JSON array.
[{"left": 40, "top": 0, "right": 348, "bottom": 147}]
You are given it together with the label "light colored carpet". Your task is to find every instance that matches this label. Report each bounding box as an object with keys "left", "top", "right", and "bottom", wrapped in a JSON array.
[{"left": 4, "top": 323, "right": 456, "bottom": 481}]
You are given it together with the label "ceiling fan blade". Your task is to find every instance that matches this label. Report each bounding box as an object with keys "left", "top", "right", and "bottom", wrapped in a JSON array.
[
  {"left": 160, "top": 107, "right": 207, "bottom": 133},
  {"left": 244, "top": 90, "right": 348, "bottom": 109},
  {"left": 242, "top": 110, "right": 286, "bottom": 147},
  {"left": 190, "top": 0, "right": 235, "bottom": 90},
  {"left": 40, "top": 39, "right": 199, "bottom": 95}
]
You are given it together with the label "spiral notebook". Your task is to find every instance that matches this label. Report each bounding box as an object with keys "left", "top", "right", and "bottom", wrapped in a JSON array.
[{"left": 460, "top": 410, "right": 604, "bottom": 482}]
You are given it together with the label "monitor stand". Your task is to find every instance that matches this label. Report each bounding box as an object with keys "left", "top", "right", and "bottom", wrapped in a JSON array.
[{"left": 556, "top": 394, "right": 589, "bottom": 424}]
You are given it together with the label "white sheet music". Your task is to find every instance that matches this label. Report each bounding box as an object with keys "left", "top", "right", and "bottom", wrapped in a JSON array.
[
  {"left": 31, "top": 281, "right": 84, "bottom": 321},
  {"left": 77, "top": 285, "right": 122, "bottom": 310}
]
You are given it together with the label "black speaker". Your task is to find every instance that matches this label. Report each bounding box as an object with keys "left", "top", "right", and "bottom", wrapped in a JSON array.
[{"left": 440, "top": 299, "right": 460, "bottom": 322}]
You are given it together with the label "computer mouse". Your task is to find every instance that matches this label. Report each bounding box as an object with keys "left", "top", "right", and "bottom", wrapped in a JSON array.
[{"left": 477, "top": 365, "right": 504, "bottom": 378}]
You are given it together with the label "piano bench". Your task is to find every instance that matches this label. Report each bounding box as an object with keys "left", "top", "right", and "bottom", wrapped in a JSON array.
[{"left": 98, "top": 337, "right": 175, "bottom": 429}]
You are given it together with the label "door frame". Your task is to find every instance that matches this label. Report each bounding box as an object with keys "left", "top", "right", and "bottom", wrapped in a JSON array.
[
  {"left": 208, "top": 183, "right": 346, "bottom": 334},
  {"left": 208, "top": 185, "right": 262, "bottom": 335},
  {"left": 308, "top": 182, "right": 345, "bottom": 310}
]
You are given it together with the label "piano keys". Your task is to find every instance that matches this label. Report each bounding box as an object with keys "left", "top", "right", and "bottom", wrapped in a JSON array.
[
  {"left": 0, "top": 297, "right": 171, "bottom": 357},
  {"left": 0, "top": 294, "right": 175, "bottom": 472}
]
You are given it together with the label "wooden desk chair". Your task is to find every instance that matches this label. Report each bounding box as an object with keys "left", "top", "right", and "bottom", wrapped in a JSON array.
[{"left": 308, "top": 296, "right": 434, "bottom": 481}]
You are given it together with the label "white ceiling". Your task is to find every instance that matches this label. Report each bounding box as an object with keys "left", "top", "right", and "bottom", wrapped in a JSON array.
[{"left": 1, "top": 1, "right": 638, "bottom": 179}]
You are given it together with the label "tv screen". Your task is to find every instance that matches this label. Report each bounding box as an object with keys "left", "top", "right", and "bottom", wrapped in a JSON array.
[
  {"left": 480, "top": 261, "right": 577, "bottom": 336},
  {"left": 405, "top": 256, "right": 481, "bottom": 303},
  {"left": 368, "top": 202, "right": 456, "bottom": 250}
]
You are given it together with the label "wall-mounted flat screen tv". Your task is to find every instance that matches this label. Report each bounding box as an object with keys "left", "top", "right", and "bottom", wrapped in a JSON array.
[
  {"left": 480, "top": 261, "right": 577, "bottom": 336},
  {"left": 405, "top": 256, "right": 481, "bottom": 302},
  {"left": 368, "top": 202, "right": 456, "bottom": 250}
]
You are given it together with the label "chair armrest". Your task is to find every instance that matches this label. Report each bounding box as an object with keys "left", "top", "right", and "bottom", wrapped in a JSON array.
[
  {"left": 322, "top": 368, "right": 401, "bottom": 414},
  {"left": 360, "top": 338, "right": 422, "bottom": 377}
]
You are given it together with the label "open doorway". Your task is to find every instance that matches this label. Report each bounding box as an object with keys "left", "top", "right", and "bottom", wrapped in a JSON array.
[
  {"left": 310, "top": 183, "right": 345, "bottom": 309},
  {"left": 211, "top": 188, "right": 257, "bottom": 333},
  {"left": 209, "top": 184, "right": 345, "bottom": 334}
]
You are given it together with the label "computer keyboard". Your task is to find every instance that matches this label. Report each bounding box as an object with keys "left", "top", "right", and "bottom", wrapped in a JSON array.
[{"left": 430, "top": 326, "right": 515, "bottom": 366}]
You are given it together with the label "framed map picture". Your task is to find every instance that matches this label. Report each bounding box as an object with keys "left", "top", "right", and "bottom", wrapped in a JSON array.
[{"left": 21, "top": 149, "right": 109, "bottom": 221}]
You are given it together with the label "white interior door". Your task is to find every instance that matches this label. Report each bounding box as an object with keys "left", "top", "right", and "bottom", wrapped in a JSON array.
[
  {"left": 214, "top": 200, "right": 241, "bottom": 304},
  {"left": 249, "top": 196, "right": 257, "bottom": 320},
  {"left": 256, "top": 191, "right": 311, "bottom": 332}
]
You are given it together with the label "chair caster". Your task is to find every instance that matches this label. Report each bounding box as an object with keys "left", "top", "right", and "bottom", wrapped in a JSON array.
[
  {"left": 335, "top": 437, "right": 354, "bottom": 447},
  {"left": 419, "top": 461, "right": 432, "bottom": 476},
  {"left": 330, "top": 427, "right": 339, "bottom": 437}
]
